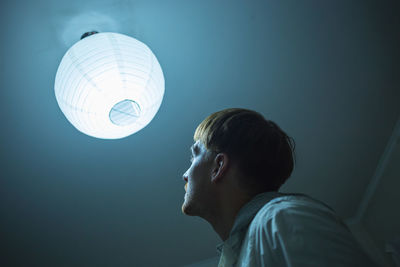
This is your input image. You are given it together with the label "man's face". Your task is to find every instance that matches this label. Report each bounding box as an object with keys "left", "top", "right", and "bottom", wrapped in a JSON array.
[{"left": 181, "top": 140, "right": 215, "bottom": 216}]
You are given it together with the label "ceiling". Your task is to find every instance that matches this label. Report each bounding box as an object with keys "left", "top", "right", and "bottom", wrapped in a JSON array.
[{"left": 1, "top": 0, "right": 399, "bottom": 266}]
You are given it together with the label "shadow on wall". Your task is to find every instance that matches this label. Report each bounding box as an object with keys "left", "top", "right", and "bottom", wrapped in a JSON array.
[{"left": 346, "top": 116, "right": 400, "bottom": 267}]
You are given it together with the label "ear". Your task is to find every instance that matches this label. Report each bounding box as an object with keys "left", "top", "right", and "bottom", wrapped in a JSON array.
[{"left": 211, "top": 153, "right": 229, "bottom": 183}]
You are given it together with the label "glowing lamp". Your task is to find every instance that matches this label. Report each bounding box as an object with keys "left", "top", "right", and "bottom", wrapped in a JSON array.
[{"left": 54, "top": 32, "right": 165, "bottom": 139}]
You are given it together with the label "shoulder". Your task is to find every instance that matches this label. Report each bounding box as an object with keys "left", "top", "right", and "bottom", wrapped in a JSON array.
[
  {"left": 237, "top": 195, "right": 377, "bottom": 266},
  {"left": 255, "top": 194, "right": 337, "bottom": 219},
  {"left": 248, "top": 194, "right": 342, "bottom": 238}
]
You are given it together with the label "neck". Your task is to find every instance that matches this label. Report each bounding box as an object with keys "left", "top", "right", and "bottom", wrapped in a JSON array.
[{"left": 206, "top": 191, "right": 251, "bottom": 241}]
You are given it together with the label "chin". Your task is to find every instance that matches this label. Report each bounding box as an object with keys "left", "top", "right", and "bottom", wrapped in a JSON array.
[{"left": 181, "top": 200, "right": 196, "bottom": 216}]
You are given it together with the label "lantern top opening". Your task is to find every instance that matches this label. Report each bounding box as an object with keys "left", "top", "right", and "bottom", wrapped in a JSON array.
[{"left": 80, "top": 31, "right": 99, "bottom": 40}]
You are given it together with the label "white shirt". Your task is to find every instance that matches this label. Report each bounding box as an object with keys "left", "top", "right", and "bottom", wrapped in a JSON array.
[{"left": 217, "top": 192, "right": 376, "bottom": 267}]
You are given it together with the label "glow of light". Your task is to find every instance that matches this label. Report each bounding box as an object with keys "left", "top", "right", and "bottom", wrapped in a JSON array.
[{"left": 54, "top": 32, "right": 165, "bottom": 139}]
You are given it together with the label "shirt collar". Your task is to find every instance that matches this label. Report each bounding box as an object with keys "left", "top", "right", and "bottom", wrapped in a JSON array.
[
  {"left": 216, "top": 191, "right": 283, "bottom": 255},
  {"left": 229, "top": 191, "right": 282, "bottom": 236}
]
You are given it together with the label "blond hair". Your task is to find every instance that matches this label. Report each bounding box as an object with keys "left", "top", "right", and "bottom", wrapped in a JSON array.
[{"left": 194, "top": 108, "right": 295, "bottom": 192}]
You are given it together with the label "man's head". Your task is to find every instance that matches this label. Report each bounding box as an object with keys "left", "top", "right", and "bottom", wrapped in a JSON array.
[{"left": 182, "top": 108, "right": 296, "bottom": 217}]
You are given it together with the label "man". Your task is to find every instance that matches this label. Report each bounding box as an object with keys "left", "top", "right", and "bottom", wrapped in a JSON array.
[{"left": 182, "top": 108, "right": 376, "bottom": 266}]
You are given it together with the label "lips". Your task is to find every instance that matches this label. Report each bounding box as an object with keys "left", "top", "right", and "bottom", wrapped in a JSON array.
[{"left": 184, "top": 183, "right": 188, "bottom": 191}]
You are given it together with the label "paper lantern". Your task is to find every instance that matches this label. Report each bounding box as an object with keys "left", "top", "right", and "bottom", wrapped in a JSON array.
[{"left": 54, "top": 32, "right": 165, "bottom": 139}]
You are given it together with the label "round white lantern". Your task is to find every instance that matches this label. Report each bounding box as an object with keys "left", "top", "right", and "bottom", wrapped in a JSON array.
[{"left": 54, "top": 32, "right": 165, "bottom": 139}]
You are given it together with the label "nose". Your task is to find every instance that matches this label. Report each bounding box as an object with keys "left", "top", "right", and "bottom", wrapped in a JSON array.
[{"left": 182, "top": 171, "right": 188, "bottom": 182}]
